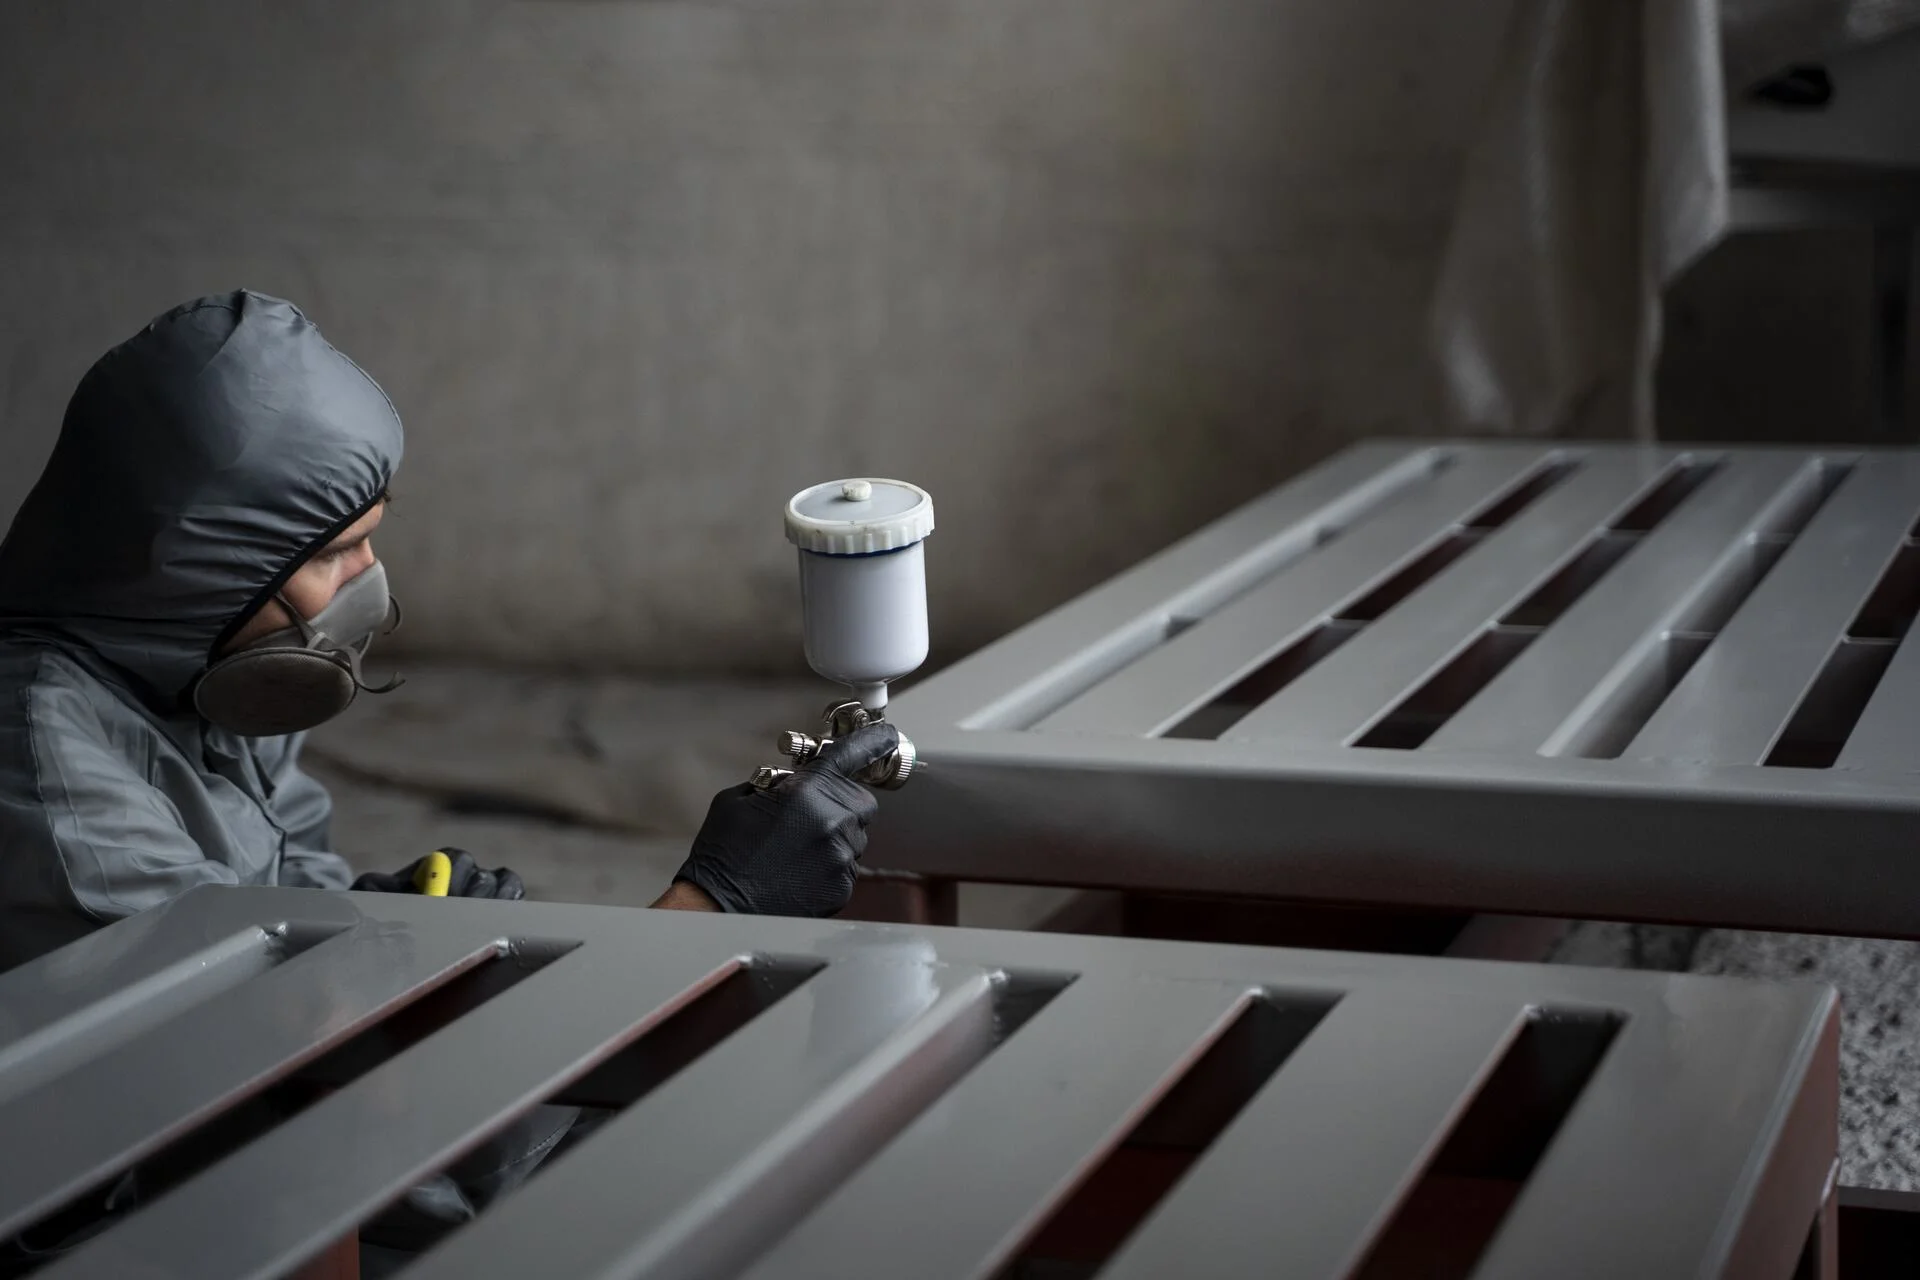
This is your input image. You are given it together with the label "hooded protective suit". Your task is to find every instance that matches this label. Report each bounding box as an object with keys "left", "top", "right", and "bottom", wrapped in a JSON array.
[
  {"left": 0, "top": 291, "right": 401, "bottom": 971},
  {"left": 0, "top": 295, "right": 585, "bottom": 1273}
]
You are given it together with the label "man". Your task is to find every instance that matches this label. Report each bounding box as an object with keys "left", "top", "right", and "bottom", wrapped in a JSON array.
[
  {"left": 0, "top": 290, "right": 900, "bottom": 1271},
  {"left": 0, "top": 289, "right": 898, "bottom": 964}
]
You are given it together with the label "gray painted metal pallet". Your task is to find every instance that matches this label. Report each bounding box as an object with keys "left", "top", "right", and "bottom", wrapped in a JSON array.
[
  {"left": 881, "top": 440, "right": 1920, "bottom": 938},
  {"left": 0, "top": 886, "right": 1838, "bottom": 1278}
]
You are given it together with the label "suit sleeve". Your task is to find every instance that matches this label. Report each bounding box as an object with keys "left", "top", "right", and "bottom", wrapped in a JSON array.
[
  {"left": 0, "top": 686, "right": 238, "bottom": 942},
  {"left": 255, "top": 732, "right": 353, "bottom": 891}
]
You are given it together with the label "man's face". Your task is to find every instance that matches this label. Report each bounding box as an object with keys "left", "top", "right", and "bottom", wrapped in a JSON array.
[{"left": 222, "top": 500, "right": 386, "bottom": 653}]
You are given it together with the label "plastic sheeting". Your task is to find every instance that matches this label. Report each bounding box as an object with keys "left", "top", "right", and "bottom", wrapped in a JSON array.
[{"left": 1431, "top": 0, "right": 1920, "bottom": 441}]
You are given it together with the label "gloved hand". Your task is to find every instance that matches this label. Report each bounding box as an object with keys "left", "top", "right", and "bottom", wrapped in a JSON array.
[
  {"left": 350, "top": 848, "right": 527, "bottom": 901},
  {"left": 674, "top": 722, "right": 899, "bottom": 917}
]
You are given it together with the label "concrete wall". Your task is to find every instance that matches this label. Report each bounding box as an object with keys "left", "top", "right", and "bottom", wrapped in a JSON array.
[{"left": 0, "top": 1, "right": 1512, "bottom": 673}]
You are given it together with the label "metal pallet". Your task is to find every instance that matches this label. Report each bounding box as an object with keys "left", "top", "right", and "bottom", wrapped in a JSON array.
[
  {"left": 0, "top": 886, "right": 1837, "bottom": 1279},
  {"left": 880, "top": 440, "right": 1920, "bottom": 938}
]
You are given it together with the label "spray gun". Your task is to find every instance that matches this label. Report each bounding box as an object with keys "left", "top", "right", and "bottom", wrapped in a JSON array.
[{"left": 750, "top": 478, "right": 933, "bottom": 793}]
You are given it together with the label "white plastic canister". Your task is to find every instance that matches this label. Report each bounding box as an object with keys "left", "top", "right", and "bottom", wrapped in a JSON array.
[{"left": 784, "top": 478, "right": 934, "bottom": 712}]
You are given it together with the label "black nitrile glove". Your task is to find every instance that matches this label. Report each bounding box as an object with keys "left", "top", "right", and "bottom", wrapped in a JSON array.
[
  {"left": 351, "top": 848, "right": 527, "bottom": 901},
  {"left": 675, "top": 722, "right": 899, "bottom": 917}
]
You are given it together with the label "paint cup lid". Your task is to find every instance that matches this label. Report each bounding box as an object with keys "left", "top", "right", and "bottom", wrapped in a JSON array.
[{"left": 785, "top": 478, "right": 935, "bottom": 555}]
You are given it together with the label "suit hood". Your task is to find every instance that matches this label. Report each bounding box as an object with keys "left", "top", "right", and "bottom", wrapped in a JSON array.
[{"left": 0, "top": 291, "right": 403, "bottom": 703}]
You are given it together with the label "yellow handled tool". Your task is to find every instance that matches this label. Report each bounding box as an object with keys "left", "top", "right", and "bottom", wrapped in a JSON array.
[{"left": 413, "top": 850, "right": 453, "bottom": 897}]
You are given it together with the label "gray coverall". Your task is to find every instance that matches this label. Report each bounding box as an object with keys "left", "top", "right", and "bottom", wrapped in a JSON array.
[
  {"left": 0, "top": 292, "right": 568, "bottom": 1272},
  {"left": 0, "top": 292, "right": 388, "bottom": 970}
]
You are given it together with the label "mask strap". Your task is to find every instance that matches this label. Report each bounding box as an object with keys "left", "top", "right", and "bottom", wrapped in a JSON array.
[
  {"left": 272, "top": 592, "right": 324, "bottom": 646},
  {"left": 339, "top": 645, "right": 405, "bottom": 696},
  {"left": 271, "top": 592, "right": 405, "bottom": 696}
]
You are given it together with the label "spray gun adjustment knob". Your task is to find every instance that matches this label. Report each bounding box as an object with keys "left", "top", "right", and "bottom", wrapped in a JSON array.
[{"left": 779, "top": 730, "right": 821, "bottom": 763}]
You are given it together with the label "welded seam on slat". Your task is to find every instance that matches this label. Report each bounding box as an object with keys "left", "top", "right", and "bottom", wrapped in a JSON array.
[
  {"left": 1834, "top": 521, "right": 1920, "bottom": 771},
  {"left": 1350, "top": 459, "right": 1718, "bottom": 751},
  {"left": 1556, "top": 460, "right": 1854, "bottom": 759},
  {"left": 1616, "top": 457, "right": 1920, "bottom": 767},
  {"left": 1765, "top": 529, "right": 1920, "bottom": 768}
]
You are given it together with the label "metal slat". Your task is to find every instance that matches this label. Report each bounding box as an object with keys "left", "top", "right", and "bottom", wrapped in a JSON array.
[
  {"left": 0, "top": 925, "right": 289, "bottom": 1108},
  {"left": 1627, "top": 455, "right": 1920, "bottom": 765},
  {"left": 400, "top": 953, "right": 1001, "bottom": 1280},
  {"left": 0, "top": 920, "right": 500, "bottom": 1239},
  {"left": 899, "top": 441, "right": 1443, "bottom": 731},
  {"left": 740, "top": 972, "right": 1254, "bottom": 1280},
  {"left": 1035, "top": 448, "right": 1557, "bottom": 738},
  {"left": 40, "top": 939, "right": 747, "bottom": 1280},
  {"left": 1224, "top": 453, "right": 1665, "bottom": 746},
  {"left": 1837, "top": 629, "right": 1920, "bottom": 770},
  {"left": 0, "top": 916, "right": 286, "bottom": 1054},
  {"left": 1099, "top": 988, "right": 1527, "bottom": 1280},
  {"left": 1423, "top": 451, "right": 1820, "bottom": 756},
  {"left": 0, "top": 889, "right": 1844, "bottom": 1278},
  {"left": 1472, "top": 989, "right": 1841, "bottom": 1280}
]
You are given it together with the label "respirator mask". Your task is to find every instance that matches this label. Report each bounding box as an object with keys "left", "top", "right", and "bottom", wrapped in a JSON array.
[{"left": 193, "top": 562, "right": 402, "bottom": 737}]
